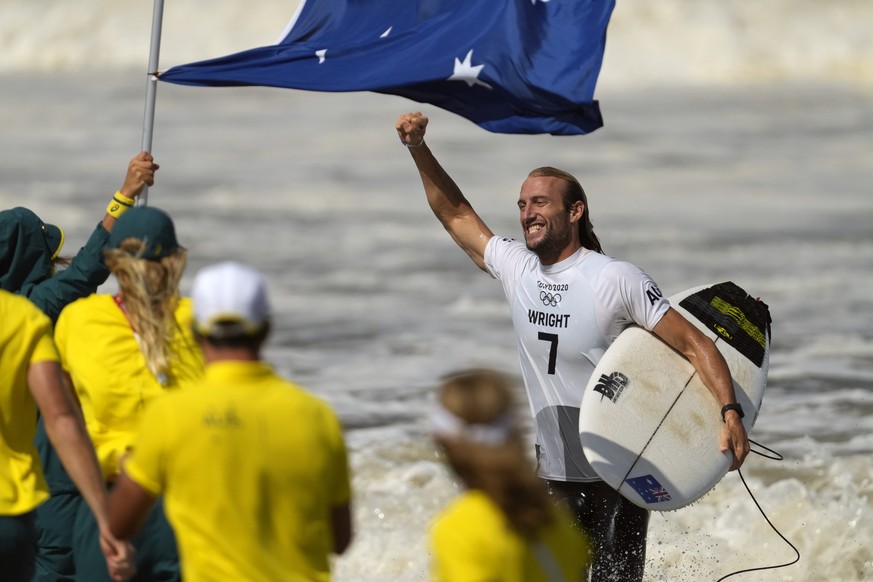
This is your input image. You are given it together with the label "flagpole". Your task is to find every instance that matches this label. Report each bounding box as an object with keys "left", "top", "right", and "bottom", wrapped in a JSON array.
[{"left": 139, "top": 0, "right": 166, "bottom": 207}]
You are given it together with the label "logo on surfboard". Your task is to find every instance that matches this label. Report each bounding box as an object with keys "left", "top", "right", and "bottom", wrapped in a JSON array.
[
  {"left": 713, "top": 323, "right": 733, "bottom": 340},
  {"left": 592, "top": 371, "right": 628, "bottom": 403}
]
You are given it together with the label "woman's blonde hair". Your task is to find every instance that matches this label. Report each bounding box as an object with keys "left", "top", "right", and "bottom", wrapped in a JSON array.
[
  {"left": 436, "top": 369, "right": 553, "bottom": 537},
  {"left": 104, "top": 239, "right": 187, "bottom": 383}
]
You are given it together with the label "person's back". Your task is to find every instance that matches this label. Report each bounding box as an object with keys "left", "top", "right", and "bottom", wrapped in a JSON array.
[
  {"left": 429, "top": 369, "right": 589, "bottom": 582},
  {"left": 58, "top": 205, "right": 200, "bottom": 582},
  {"left": 432, "top": 490, "right": 586, "bottom": 582},
  {"left": 108, "top": 261, "right": 353, "bottom": 581},
  {"left": 55, "top": 294, "right": 203, "bottom": 478},
  {"left": 0, "top": 289, "right": 136, "bottom": 581},
  {"left": 125, "top": 361, "right": 350, "bottom": 581}
]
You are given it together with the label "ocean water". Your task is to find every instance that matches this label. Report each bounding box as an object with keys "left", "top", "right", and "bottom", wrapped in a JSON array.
[{"left": 2, "top": 1, "right": 872, "bottom": 580}]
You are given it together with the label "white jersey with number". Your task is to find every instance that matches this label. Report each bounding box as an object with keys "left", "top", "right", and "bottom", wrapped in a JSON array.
[{"left": 484, "top": 236, "right": 670, "bottom": 482}]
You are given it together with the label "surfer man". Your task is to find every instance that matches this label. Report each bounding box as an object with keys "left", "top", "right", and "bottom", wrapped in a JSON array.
[{"left": 396, "top": 111, "right": 750, "bottom": 581}]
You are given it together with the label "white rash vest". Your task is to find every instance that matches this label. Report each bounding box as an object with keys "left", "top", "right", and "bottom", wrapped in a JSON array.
[{"left": 484, "top": 236, "right": 670, "bottom": 482}]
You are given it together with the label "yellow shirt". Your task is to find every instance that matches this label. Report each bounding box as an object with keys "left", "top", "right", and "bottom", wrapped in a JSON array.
[
  {"left": 0, "top": 290, "right": 59, "bottom": 515},
  {"left": 125, "top": 361, "right": 351, "bottom": 582},
  {"left": 54, "top": 294, "right": 204, "bottom": 479},
  {"left": 431, "top": 490, "right": 589, "bottom": 582}
]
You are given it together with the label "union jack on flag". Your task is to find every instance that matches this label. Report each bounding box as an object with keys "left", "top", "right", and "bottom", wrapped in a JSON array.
[{"left": 625, "top": 475, "right": 673, "bottom": 505}]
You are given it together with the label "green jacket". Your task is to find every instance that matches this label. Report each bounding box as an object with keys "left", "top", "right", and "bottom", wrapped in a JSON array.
[{"left": 0, "top": 207, "right": 110, "bottom": 322}]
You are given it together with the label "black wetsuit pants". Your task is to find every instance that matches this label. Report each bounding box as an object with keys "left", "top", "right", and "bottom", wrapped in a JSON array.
[{"left": 545, "top": 479, "right": 649, "bottom": 582}]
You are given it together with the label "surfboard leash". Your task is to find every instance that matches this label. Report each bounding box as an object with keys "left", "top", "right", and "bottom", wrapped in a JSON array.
[{"left": 715, "top": 439, "right": 800, "bottom": 581}]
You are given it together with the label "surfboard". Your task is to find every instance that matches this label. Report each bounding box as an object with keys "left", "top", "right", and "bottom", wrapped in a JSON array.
[{"left": 578, "top": 281, "right": 771, "bottom": 511}]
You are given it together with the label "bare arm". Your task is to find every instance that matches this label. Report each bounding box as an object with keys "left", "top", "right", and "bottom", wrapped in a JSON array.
[
  {"left": 331, "top": 502, "right": 353, "bottom": 554},
  {"left": 651, "top": 308, "right": 750, "bottom": 470},
  {"left": 28, "top": 361, "right": 136, "bottom": 580},
  {"left": 101, "top": 152, "right": 160, "bottom": 232},
  {"left": 108, "top": 472, "right": 157, "bottom": 541},
  {"left": 396, "top": 112, "right": 493, "bottom": 271}
]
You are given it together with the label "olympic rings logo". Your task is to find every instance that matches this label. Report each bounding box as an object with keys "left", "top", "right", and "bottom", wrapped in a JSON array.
[{"left": 540, "top": 291, "right": 562, "bottom": 306}]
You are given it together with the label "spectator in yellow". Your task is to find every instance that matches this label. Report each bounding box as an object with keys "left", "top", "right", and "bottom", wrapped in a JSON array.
[
  {"left": 54, "top": 206, "right": 204, "bottom": 581},
  {"left": 108, "top": 261, "right": 353, "bottom": 581},
  {"left": 0, "top": 290, "right": 133, "bottom": 581},
  {"left": 430, "top": 369, "right": 590, "bottom": 581}
]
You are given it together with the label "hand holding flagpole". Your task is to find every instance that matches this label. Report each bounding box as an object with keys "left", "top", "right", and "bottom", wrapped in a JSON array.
[{"left": 139, "top": 0, "right": 165, "bottom": 207}]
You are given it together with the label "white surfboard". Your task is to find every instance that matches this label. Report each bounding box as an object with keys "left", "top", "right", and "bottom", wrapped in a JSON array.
[{"left": 578, "top": 281, "right": 771, "bottom": 511}]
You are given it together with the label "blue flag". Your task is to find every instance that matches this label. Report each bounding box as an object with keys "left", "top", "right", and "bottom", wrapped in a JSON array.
[{"left": 159, "top": 0, "right": 615, "bottom": 135}]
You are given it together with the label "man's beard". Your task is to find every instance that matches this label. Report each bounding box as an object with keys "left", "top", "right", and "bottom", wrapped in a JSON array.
[{"left": 526, "top": 222, "right": 570, "bottom": 262}]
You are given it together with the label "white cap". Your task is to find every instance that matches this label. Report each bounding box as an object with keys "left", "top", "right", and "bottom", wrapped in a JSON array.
[{"left": 192, "top": 261, "right": 271, "bottom": 338}]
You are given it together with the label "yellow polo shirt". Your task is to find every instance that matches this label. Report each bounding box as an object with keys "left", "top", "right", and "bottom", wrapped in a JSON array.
[
  {"left": 54, "top": 294, "right": 204, "bottom": 479},
  {"left": 0, "top": 290, "right": 59, "bottom": 515},
  {"left": 431, "top": 490, "right": 589, "bottom": 582},
  {"left": 125, "top": 361, "right": 351, "bottom": 582}
]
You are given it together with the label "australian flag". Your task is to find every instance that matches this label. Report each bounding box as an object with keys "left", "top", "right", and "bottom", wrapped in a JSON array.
[
  {"left": 158, "top": 0, "right": 616, "bottom": 136},
  {"left": 625, "top": 475, "right": 673, "bottom": 505}
]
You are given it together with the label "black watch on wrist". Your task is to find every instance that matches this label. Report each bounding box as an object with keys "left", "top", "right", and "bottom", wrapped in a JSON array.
[{"left": 720, "top": 403, "right": 744, "bottom": 422}]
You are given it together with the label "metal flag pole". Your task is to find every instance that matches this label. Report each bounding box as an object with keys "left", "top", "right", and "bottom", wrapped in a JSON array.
[{"left": 139, "top": 0, "right": 166, "bottom": 207}]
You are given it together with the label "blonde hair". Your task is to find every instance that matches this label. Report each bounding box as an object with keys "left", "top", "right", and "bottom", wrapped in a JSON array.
[
  {"left": 436, "top": 369, "right": 553, "bottom": 537},
  {"left": 104, "top": 239, "right": 187, "bottom": 382}
]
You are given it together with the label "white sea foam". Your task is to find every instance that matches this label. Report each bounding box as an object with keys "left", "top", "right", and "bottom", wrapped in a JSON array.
[{"left": 337, "top": 435, "right": 873, "bottom": 581}]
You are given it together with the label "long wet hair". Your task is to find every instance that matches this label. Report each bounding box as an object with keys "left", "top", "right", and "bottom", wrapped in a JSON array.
[
  {"left": 435, "top": 369, "right": 553, "bottom": 537},
  {"left": 528, "top": 167, "right": 603, "bottom": 253},
  {"left": 104, "top": 239, "right": 187, "bottom": 382}
]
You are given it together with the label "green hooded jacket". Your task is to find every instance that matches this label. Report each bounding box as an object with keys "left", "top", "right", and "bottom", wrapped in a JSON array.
[{"left": 0, "top": 207, "right": 110, "bottom": 323}]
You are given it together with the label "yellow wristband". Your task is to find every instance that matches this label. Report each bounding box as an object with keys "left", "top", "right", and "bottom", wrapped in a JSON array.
[
  {"left": 114, "top": 191, "right": 136, "bottom": 206},
  {"left": 106, "top": 192, "right": 134, "bottom": 219}
]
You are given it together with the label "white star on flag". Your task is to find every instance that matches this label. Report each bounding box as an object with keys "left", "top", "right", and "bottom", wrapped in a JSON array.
[
  {"left": 315, "top": 49, "right": 327, "bottom": 64},
  {"left": 448, "top": 49, "right": 492, "bottom": 89},
  {"left": 380, "top": 27, "right": 392, "bottom": 38}
]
